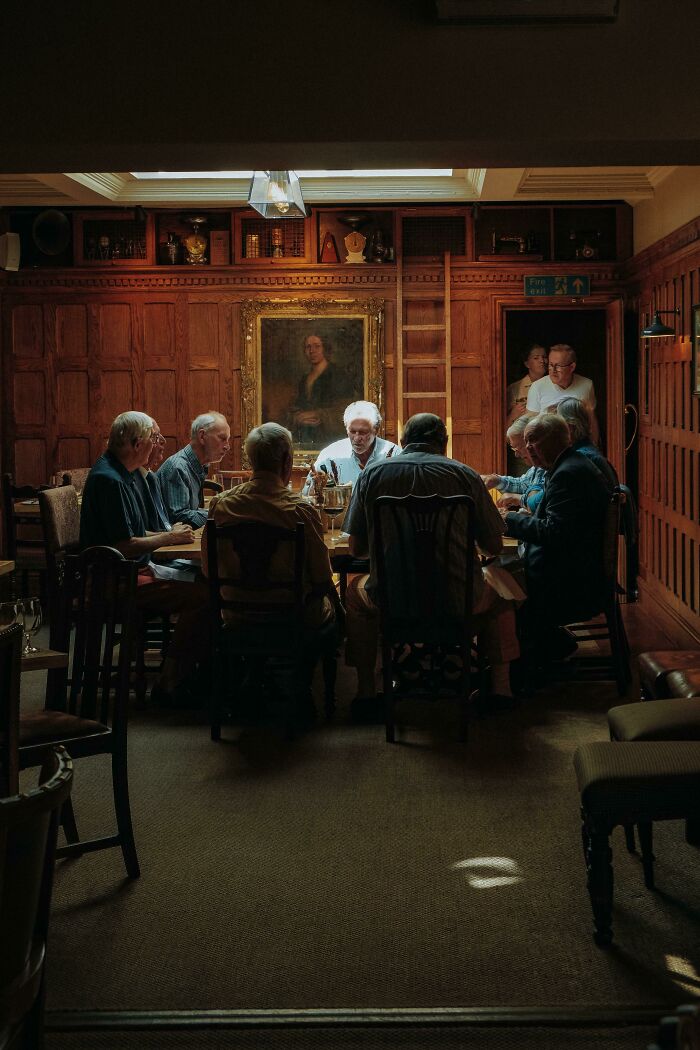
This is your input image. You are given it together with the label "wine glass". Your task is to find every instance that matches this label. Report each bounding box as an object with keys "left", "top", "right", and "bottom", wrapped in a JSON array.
[
  {"left": 0, "top": 601, "right": 21, "bottom": 633},
  {"left": 322, "top": 486, "right": 350, "bottom": 545},
  {"left": 20, "top": 597, "right": 42, "bottom": 654}
]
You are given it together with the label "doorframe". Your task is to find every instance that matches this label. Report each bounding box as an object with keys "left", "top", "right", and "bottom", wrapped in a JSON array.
[{"left": 493, "top": 296, "right": 625, "bottom": 480}]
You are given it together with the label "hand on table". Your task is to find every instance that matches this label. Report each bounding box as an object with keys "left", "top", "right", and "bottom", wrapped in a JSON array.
[
  {"left": 169, "top": 522, "right": 196, "bottom": 544},
  {"left": 497, "top": 494, "right": 521, "bottom": 511},
  {"left": 481, "top": 473, "right": 501, "bottom": 489}
]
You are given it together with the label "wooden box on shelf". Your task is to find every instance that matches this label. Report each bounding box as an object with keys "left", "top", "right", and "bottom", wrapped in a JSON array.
[
  {"left": 233, "top": 209, "right": 312, "bottom": 264},
  {"left": 399, "top": 207, "right": 472, "bottom": 263},
  {"left": 73, "top": 210, "right": 154, "bottom": 266},
  {"left": 316, "top": 209, "right": 396, "bottom": 265}
]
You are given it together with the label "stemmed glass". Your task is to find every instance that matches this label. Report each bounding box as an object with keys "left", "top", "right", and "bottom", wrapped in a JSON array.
[
  {"left": 19, "top": 597, "right": 42, "bottom": 654},
  {"left": 322, "top": 486, "right": 350, "bottom": 545}
]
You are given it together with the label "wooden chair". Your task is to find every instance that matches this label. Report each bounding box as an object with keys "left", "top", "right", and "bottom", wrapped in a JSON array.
[
  {"left": 18, "top": 545, "right": 140, "bottom": 879},
  {"left": 0, "top": 746, "right": 73, "bottom": 1050},
  {"left": 0, "top": 623, "right": 22, "bottom": 797},
  {"left": 573, "top": 740, "right": 700, "bottom": 946},
  {"left": 201, "top": 479, "right": 223, "bottom": 500},
  {"left": 372, "top": 493, "right": 478, "bottom": 744},
  {"left": 206, "top": 519, "right": 340, "bottom": 741},
  {"left": 38, "top": 485, "right": 80, "bottom": 626},
  {"left": 560, "top": 489, "right": 632, "bottom": 697},
  {"left": 1, "top": 473, "right": 50, "bottom": 601}
]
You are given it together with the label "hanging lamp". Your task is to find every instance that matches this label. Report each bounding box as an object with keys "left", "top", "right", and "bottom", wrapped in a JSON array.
[{"left": 248, "top": 171, "right": 306, "bottom": 219}]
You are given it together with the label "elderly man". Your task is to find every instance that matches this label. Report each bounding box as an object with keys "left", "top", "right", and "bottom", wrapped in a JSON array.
[
  {"left": 134, "top": 421, "right": 171, "bottom": 532},
  {"left": 482, "top": 413, "right": 547, "bottom": 514},
  {"left": 504, "top": 412, "right": 611, "bottom": 666},
  {"left": 80, "top": 411, "right": 210, "bottom": 703},
  {"left": 303, "top": 400, "right": 400, "bottom": 493},
  {"left": 202, "top": 422, "right": 338, "bottom": 718},
  {"left": 526, "top": 343, "right": 599, "bottom": 443},
  {"left": 159, "top": 411, "right": 231, "bottom": 529},
  {"left": 343, "top": 412, "right": 520, "bottom": 720}
]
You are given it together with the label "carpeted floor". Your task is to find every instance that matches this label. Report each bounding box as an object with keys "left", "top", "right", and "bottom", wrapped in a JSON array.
[{"left": 18, "top": 612, "right": 699, "bottom": 1019}]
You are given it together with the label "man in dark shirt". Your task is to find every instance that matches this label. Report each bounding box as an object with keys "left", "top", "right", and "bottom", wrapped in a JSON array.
[
  {"left": 80, "top": 411, "right": 210, "bottom": 701},
  {"left": 504, "top": 412, "right": 611, "bottom": 666},
  {"left": 343, "top": 413, "right": 520, "bottom": 717}
]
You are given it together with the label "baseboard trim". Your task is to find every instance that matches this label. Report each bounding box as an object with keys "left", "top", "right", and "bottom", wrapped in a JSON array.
[
  {"left": 46, "top": 1005, "right": 677, "bottom": 1032},
  {"left": 637, "top": 579, "right": 700, "bottom": 648}
]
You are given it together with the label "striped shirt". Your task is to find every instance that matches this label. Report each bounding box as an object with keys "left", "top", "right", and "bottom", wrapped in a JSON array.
[{"left": 158, "top": 444, "right": 208, "bottom": 529}]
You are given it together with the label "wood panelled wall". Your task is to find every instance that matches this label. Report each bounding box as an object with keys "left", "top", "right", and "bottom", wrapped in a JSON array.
[
  {"left": 626, "top": 216, "right": 700, "bottom": 645},
  {"left": 0, "top": 263, "right": 626, "bottom": 490}
]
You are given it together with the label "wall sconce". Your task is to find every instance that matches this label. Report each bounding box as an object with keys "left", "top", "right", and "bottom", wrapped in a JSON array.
[
  {"left": 641, "top": 307, "right": 681, "bottom": 338},
  {"left": 248, "top": 171, "right": 306, "bottom": 219}
]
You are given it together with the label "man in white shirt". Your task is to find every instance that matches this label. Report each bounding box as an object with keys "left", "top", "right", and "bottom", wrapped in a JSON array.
[
  {"left": 302, "top": 400, "right": 400, "bottom": 493},
  {"left": 526, "top": 343, "right": 599, "bottom": 443}
]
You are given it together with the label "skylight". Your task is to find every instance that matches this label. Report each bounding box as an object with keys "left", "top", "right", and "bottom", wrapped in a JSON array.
[{"left": 131, "top": 169, "right": 453, "bottom": 180}]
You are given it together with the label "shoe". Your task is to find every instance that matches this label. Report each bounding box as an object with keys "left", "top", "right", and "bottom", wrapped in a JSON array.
[
  {"left": 149, "top": 681, "right": 201, "bottom": 710},
  {"left": 351, "top": 694, "right": 385, "bottom": 725}
]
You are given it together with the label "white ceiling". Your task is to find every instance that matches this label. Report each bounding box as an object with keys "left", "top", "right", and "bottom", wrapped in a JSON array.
[{"left": 0, "top": 168, "right": 678, "bottom": 209}]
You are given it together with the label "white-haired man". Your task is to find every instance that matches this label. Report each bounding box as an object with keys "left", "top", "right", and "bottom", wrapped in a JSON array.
[
  {"left": 202, "top": 422, "right": 339, "bottom": 720},
  {"left": 159, "top": 411, "right": 231, "bottom": 528},
  {"left": 80, "top": 411, "right": 210, "bottom": 702},
  {"left": 303, "top": 400, "right": 400, "bottom": 493}
]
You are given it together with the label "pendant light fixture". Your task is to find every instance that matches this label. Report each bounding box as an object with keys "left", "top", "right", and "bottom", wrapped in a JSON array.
[
  {"left": 248, "top": 171, "right": 307, "bottom": 219},
  {"left": 641, "top": 307, "right": 681, "bottom": 338}
]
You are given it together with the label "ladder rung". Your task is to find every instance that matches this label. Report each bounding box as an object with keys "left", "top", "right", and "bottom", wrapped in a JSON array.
[
  {"left": 403, "top": 356, "right": 442, "bottom": 366},
  {"left": 402, "top": 323, "right": 446, "bottom": 331},
  {"left": 404, "top": 391, "right": 447, "bottom": 399}
]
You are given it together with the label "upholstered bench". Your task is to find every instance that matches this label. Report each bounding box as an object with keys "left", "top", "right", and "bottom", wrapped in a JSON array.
[
  {"left": 666, "top": 668, "right": 700, "bottom": 699},
  {"left": 573, "top": 741, "right": 700, "bottom": 946},
  {"left": 638, "top": 651, "right": 700, "bottom": 699},
  {"left": 609, "top": 698, "right": 700, "bottom": 742}
]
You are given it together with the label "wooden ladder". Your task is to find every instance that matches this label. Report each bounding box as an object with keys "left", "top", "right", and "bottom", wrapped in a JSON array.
[{"left": 396, "top": 250, "right": 452, "bottom": 455}]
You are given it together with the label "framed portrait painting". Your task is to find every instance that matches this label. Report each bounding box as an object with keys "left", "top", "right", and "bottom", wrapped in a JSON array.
[
  {"left": 693, "top": 304, "right": 700, "bottom": 397},
  {"left": 240, "top": 297, "right": 384, "bottom": 459}
]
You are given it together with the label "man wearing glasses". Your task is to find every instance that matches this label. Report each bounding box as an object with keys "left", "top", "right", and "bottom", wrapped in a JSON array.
[{"left": 526, "top": 343, "right": 599, "bottom": 443}]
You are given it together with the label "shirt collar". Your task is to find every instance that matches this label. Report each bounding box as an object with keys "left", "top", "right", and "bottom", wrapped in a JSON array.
[{"left": 105, "top": 449, "right": 137, "bottom": 481}]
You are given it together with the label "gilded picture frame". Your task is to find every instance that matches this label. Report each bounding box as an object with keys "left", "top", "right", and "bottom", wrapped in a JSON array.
[
  {"left": 240, "top": 297, "right": 384, "bottom": 460},
  {"left": 693, "top": 304, "right": 700, "bottom": 397}
]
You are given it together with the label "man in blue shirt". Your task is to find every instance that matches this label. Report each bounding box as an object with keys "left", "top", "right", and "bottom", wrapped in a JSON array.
[
  {"left": 80, "top": 411, "right": 210, "bottom": 703},
  {"left": 159, "top": 411, "right": 231, "bottom": 529},
  {"left": 302, "top": 401, "right": 400, "bottom": 494}
]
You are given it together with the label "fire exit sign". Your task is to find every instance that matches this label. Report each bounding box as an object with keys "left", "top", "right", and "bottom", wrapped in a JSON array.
[{"left": 524, "top": 275, "right": 591, "bottom": 297}]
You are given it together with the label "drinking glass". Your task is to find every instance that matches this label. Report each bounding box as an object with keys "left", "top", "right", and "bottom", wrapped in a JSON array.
[
  {"left": 322, "top": 486, "right": 350, "bottom": 545},
  {"left": 0, "top": 601, "right": 21, "bottom": 633},
  {"left": 20, "top": 597, "right": 42, "bottom": 654}
]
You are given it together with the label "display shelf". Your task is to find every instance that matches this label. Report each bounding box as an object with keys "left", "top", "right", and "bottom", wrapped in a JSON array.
[
  {"left": 233, "top": 210, "right": 311, "bottom": 264},
  {"left": 74, "top": 210, "right": 153, "bottom": 266},
  {"left": 316, "top": 209, "right": 396, "bottom": 264},
  {"left": 155, "top": 211, "right": 231, "bottom": 266}
]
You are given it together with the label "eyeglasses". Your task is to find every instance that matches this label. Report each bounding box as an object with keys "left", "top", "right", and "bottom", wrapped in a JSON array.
[{"left": 549, "top": 362, "right": 573, "bottom": 373}]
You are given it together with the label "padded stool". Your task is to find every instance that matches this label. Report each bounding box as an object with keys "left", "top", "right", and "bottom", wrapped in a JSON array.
[
  {"left": 666, "top": 668, "right": 700, "bottom": 699},
  {"left": 573, "top": 741, "right": 700, "bottom": 946},
  {"left": 638, "top": 650, "right": 700, "bottom": 699},
  {"left": 609, "top": 699, "right": 700, "bottom": 742}
]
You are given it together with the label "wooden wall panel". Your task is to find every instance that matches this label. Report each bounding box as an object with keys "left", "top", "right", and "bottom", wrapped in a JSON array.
[
  {"left": 188, "top": 370, "right": 220, "bottom": 417},
  {"left": 11, "top": 305, "right": 43, "bottom": 358},
  {"left": 101, "top": 370, "right": 134, "bottom": 423},
  {"left": 14, "top": 372, "right": 45, "bottom": 425},
  {"left": 188, "top": 303, "right": 220, "bottom": 364},
  {"left": 97, "top": 303, "right": 132, "bottom": 361},
  {"left": 144, "top": 369, "right": 177, "bottom": 427},
  {"left": 143, "top": 302, "right": 176, "bottom": 361},
  {"left": 57, "top": 372, "right": 89, "bottom": 425},
  {"left": 15, "top": 439, "right": 47, "bottom": 487},
  {"left": 56, "top": 437, "right": 91, "bottom": 470},
  {"left": 56, "top": 304, "right": 88, "bottom": 358}
]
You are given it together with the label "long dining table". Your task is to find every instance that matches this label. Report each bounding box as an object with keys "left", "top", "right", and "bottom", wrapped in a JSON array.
[{"left": 152, "top": 529, "right": 352, "bottom": 562}]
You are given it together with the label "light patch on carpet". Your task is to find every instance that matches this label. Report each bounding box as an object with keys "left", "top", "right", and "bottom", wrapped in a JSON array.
[
  {"left": 665, "top": 954, "right": 700, "bottom": 995},
  {"left": 451, "top": 856, "right": 524, "bottom": 889}
]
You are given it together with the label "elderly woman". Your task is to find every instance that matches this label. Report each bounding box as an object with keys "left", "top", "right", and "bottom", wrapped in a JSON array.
[{"left": 556, "top": 396, "right": 618, "bottom": 489}]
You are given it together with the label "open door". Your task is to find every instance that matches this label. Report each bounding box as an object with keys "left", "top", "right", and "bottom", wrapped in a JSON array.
[{"left": 605, "top": 297, "right": 625, "bottom": 483}]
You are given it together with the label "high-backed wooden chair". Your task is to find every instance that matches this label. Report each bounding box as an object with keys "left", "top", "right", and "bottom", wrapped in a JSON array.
[
  {"left": 38, "top": 485, "right": 80, "bottom": 623},
  {"left": 0, "top": 623, "right": 22, "bottom": 797},
  {"left": 56, "top": 467, "right": 91, "bottom": 493},
  {"left": 0, "top": 746, "right": 73, "bottom": 1050},
  {"left": 372, "top": 493, "right": 478, "bottom": 743},
  {"left": 560, "top": 489, "right": 632, "bottom": 696},
  {"left": 18, "top": 545, "right": 140, "bottom": 879},
  {"left": 206, "top": 519, "right": 340, "bottom": 740},
  {"left": 1, "top": 473, "right": 50, "bottom": 601}
]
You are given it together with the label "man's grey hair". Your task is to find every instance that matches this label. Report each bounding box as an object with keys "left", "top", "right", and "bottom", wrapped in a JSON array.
[
  {"left": 524, "top": 411, "right": 570, "bottom": 450},
  {"left": 402, "top": 413, "right": 448, "bottom": 451},
  {"left": 506, "top": 413, "right": 535, "bottom": 442},
  {"left": 108, "top": 411, "right": 154, "bottom": 452},
  {"left": 245, "top": 422, "right": 293, "bottom": 473},
  {"left": 191, "top": 411, "right": 227, "bottom": 441},
  {"left": 343, "top": 401, "right": 381, "bottom": 429},
  {"left": 549, "top": 343, "right": 577, "bottom": 364},
  {"left": 556, "top": 396, "right": 592, "bottom": 444}
]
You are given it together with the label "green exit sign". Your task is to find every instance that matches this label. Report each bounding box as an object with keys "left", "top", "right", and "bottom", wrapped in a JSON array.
[{"left": 524, "top": 275, "right": 591, "bottom": 297}]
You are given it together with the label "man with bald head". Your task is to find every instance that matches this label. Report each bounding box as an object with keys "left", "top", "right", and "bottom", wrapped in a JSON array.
[{"left": 504, "top": 412, "right": 610, "bottom": 666}]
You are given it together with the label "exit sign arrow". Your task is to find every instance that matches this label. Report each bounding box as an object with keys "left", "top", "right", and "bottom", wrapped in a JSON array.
[{"left": 524, "top": 275, "right": 591, "bottom": 297}]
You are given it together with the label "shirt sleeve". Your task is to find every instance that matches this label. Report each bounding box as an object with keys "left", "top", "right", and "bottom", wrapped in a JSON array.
[
  {"left": 526, "top": 381, "right": 541, "bottom": 413},
  {"left": 343, "top": 474, "right": 368, "bottom": 551},
  {"left": 160, "top": 464, "right": 207, "bottom": 528},
  {"left": 586, "top": 379, "right": 597, "bottom": 410}
]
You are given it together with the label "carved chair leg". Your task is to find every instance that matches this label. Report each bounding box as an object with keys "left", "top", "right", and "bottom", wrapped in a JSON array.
[
  {"left": 582, "top": 811, "right": 614, "bottom": 947},
  {"left": 637, "top": 821, "right": 655, "bottom": 890},
  {"left": 112, "top": 749, "right": 140, "bottom": 879},
  {"left": 60, "top": 797, "right": 80, "bottom": 847}
]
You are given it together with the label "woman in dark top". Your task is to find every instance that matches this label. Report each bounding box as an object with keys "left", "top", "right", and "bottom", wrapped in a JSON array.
[
  {"left": 556, "top": 396, "right": 618, "bottom": 489},
  {"left": 289, "top": 333, "right": 348, "bottom": 448}
]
